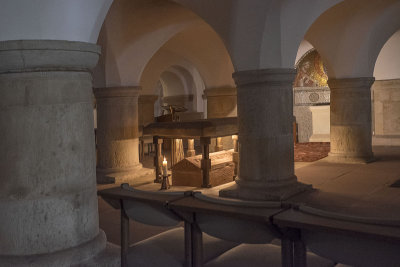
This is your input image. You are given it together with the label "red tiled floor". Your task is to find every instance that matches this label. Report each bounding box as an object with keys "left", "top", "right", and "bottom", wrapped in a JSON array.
[{"left": 294, "top": 142, "right": 330, "bottom": 162}]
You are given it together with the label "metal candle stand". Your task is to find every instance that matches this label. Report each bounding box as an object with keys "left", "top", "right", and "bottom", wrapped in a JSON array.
[{"left": 159, "top": 174, "right": 171, "bottom": 190}]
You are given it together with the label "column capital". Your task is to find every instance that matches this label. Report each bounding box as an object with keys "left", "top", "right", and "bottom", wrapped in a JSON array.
[
  {"left": 328, "top": 77, "right": 375, "bottom": 89},
  {"left": 0, "top": 40, "right": 100, "bottom": 73},
  {"left": 232, "top": 68, "right": 297, "bottom": 87},
  {"left": 94, "top": 86, "right": 141, "bottom": 98}
]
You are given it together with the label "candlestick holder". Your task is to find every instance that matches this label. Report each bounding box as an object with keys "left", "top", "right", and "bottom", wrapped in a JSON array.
[{"left": 160, "top": 174, "right": 171, "bottom": 190}]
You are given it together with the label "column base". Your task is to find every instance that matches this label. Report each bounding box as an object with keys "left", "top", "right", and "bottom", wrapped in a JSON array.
[
  {"left": 219, "top": 178, "right": 312, "bottom": 201},
  {"left": 323, "top": 152, "right": 376, "bottom": 164},
  {"left": 97, "top": 164, "right": 154, "bottom": 185},
  {"left": 0, "top": 231, "right": 120, "bottom": 267}
]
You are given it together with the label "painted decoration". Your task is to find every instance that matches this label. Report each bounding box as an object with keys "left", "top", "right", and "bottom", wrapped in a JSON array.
[{"left": 294, "top": 50, "right": 328, "bottom": 87}]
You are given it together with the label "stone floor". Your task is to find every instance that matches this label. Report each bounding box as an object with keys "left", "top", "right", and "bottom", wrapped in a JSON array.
[{"left": 98, "top": 145, "right": 400, "bottom": 247}]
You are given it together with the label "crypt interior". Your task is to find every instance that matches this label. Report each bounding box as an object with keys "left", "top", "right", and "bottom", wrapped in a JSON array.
[{"left": 1, "top": 0, "right": 400, "bottom": 266}]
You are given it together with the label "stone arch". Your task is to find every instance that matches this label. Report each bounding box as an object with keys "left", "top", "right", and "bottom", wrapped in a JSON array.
[
  {"left": 0, "top": 0, "right": 112, "bottom": 42},
  {"left": 96, "top": 0, "right": 234, "bottom": 88},
  {"left": 305, "top": 0, "right": 400, "bottom": 79},
  {"left": 158, "top": 64, "right": 205, "bottom": 113},
  {"left": 173, "top": 0, "right": 342, "bottom": 70},
  {"left": 372, "top": 29, "right": 400, "bottom": 141},
  {"left": 374, "top": 29, "right": 400, "bottom": 80}
]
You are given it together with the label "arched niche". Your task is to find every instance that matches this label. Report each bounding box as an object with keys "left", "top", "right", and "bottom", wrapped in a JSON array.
[
  {"left": 293, "top": 46, "right": 330, "bottom": 143},
  {"left": 372, "top": 29, "right": 400, "bottom": 143}
]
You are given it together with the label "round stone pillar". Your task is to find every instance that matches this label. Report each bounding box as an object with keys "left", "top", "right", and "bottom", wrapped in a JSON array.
[
  {"left": 94, "top": 87, "right": 153, "bottom": 183},
  {"left": 0, "top": 40, "right": 118, "bottom": 266},
  {"left": 138, "top": 94, "right": 158, "bottom": 128},
  {"left": 205, "top": 88, "right": 237, "bottom": 152},
  {"left": 327, "top": 78, "right": 375, "bottom": 163},
  {"left": 204, "top": 87, "right": 237, "bottom": 118},
  {"left": 220, "top": 69, "right": 310, "bottom": 201}
]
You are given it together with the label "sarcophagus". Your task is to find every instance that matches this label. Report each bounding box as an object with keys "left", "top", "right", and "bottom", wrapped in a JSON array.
[{"left": 172, "top": 150, "right": 234, "bottom": 187}]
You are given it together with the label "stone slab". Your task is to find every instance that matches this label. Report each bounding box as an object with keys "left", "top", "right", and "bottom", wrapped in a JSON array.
[{"left": 143, "top": 117, "right": 238, "bottom": 139}]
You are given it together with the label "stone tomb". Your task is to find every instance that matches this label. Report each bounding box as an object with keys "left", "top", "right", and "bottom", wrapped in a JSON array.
[{"left": 172, "top": 150, "right": 235, "bottom": 187}]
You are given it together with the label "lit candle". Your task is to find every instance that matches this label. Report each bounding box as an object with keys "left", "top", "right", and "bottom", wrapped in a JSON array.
[{"left": 162, "top": 157, "right": 168, "bottom": 176}]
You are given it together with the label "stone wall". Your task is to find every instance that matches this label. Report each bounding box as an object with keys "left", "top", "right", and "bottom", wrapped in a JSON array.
[{"left": 372, "top": 79, "right": 400, "bottom": 146}]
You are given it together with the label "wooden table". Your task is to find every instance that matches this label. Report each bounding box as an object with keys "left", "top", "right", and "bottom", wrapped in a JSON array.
[{"left": 144, "top": 117, "right": 238, "bottom": 187}]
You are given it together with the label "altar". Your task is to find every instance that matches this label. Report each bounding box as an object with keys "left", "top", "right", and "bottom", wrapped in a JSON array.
[{"left": 143, "top": 117, "right": 238, "bottom": 187}]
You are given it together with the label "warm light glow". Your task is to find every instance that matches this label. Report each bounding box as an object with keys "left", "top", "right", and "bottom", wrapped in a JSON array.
[{"left": 162, "top": 156, "right": 168, "bottom": 176}]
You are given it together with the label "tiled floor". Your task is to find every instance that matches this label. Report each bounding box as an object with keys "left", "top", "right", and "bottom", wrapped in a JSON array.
[
  {"left": 98, "top": 145, "right": 400, "bottom": 246},
  {"left": 294, "top": 142, "right": 330, "bottom": 162}
]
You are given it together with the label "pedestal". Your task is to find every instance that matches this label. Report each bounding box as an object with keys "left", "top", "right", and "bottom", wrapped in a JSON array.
[
  {"left": 94, "top": 87, "right": 154, "bottom": 183},
  {"left": 326, "top": 78, "right": 375, "bottom": 163},
  {"left": 219, "top": 69, "right": 311, "bottom": 201},
  {"left": 309, "top": 105, "right": 330, "bottom": 142},
  {"left": 0, "top": 40, "right": 119, "bottom": 266}
]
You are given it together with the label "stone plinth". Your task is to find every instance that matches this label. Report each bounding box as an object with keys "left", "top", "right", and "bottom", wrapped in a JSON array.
[
  {"left": 205, "top": 87, "right": 237, "bottom": 118},
  {"left": 326, "top": 78, "right": 375, "bottom": 163},
  {"left": 94, "top": 87, "right": 153, "bottom": 184},
  {"left": 172, "top": 151, "right": 234, "bottom": 187},
  {"left": 309, "top": 105, "right": 330, "bottom": 142},
  {"left": 0, "top": 40, "right": 118, "bottom": 266},
  {"left": 220, "top": 69, "right": 311, "bottom": 201}
]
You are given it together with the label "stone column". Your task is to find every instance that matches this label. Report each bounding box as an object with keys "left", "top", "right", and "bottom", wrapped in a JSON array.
[
  {"left": 206, "top": 88, "right": 237, "bottom": 152},
  {"left": 94, "top": 87, "right": 153, "bottom": 183},
  {"left": 187, "top": 139, "right": 196, "bottom": 157},
  {"left": 327, "top": 78, "right": 375, "bottom": 163},
  {"left": 204, "top": 87, "right": 237, "bottom": 118},
  {"left": 202, "top": 94, "right": 208, "bottom": 119},
  {"left": 214, "top": 137, "right": 223, "bottom": 151},
  {"left": 0, "top": 40, "right": 118, "bottom": 266},
  {"left": 232, "top": 135, "right": 239, "bottom": 177},
  {"left": 220, "top": 69, "right": 310, "bottom": 201},
  {"left": 138, "top": 94, "right": 158, "bottom": 128}
]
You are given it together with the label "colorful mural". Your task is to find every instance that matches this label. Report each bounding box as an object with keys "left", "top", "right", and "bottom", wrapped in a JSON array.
[{"left": 294, "top": 50, "right": 328, "bottom": 87}]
